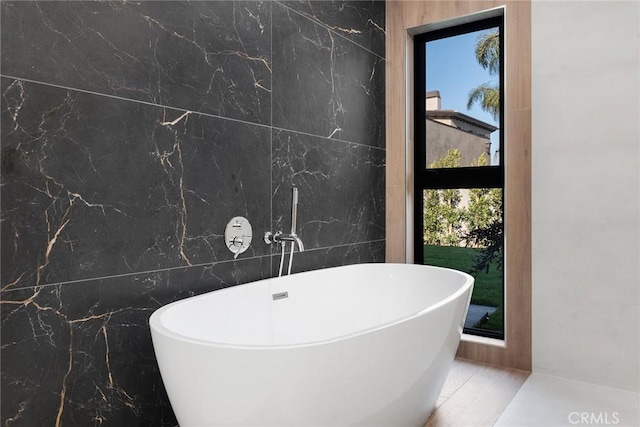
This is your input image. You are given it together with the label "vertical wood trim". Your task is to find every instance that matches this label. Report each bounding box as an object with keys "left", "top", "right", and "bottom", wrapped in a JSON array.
[
  {"left": 385, "top": 2, "right": 408, "bottom": 263},
  {"left": 385, "top": 0, "right": 532, "bottom": 370}
]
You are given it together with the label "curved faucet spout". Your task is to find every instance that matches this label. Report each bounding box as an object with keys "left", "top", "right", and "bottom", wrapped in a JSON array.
[
  {"left": 292, "top": 236, "right": 304, "bottom": 252},
  {"left": 265, "top": 187, "right": 304, "bottom": 277},
  {"left": 273, "top": 233, "right": 304, "bottom": 252}
]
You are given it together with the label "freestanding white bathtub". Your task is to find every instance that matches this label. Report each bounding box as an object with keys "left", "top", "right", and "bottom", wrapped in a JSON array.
[{"left": 149, "top": 263, "right": 473, "bottom": 427}]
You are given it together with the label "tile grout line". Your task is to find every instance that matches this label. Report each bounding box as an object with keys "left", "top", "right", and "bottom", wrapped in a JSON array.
[
  {"left": 269, "top": 0, "right": 274, "bottom": 278},
  {"left": 0, "top": 74, "right": 386, "bottom": 153},
  {"left": 273, "top": 0, "right": 385, "bottom": 61},
  {"left": 1, "top": 239, "right": 386, "bottom": 293},
  {"left": 1, "top": 2, "right": 387, "bottom": 294}
]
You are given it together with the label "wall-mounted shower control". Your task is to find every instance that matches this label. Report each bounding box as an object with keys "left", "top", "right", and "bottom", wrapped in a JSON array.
[
  {"left": 225, "top": 216, "right": 252, "bottom": 259},
  {"left": 263, "top": 187, "right": 304, "bottom": 276}
]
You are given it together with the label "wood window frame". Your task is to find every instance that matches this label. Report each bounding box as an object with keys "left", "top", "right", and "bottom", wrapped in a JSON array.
[
  {"left": 385, "top": 1, "right": 531, "bottom": 371},
  {"left": 413, "top": 15, "right": 505, "bottom": 340}
]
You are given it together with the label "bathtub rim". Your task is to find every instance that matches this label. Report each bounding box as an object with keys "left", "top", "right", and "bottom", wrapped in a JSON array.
[{"left": 149, "top": 263, "right": 474, "bottom": 351}]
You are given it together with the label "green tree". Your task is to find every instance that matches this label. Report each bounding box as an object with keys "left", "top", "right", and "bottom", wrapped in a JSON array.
[
  {"left": 465, "top": 31, "right": 503, "bottom": 275},
  {"left": 465, "top": 153, "right": 502, "bottom": 242},
  {"left": 464, "top": 152, "right": 503, "bottom": 273},
  {"left": 423, "top": 149, "right": 465, "bottom": 246},
  {"left": 467, "top": 30, "right": 500, "bottom": 120}
]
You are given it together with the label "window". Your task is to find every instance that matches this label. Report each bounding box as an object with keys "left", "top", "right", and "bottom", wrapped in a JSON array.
[{"left": 413, "top": 15, "right": 505, "bottom": 339}]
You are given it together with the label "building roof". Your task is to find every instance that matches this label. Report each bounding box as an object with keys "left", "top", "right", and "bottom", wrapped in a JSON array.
[{"left": 426, "top": 110, "right": 498, "bottom": 133}]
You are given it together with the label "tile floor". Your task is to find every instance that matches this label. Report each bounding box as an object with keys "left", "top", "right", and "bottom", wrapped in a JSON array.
[
  {"left": 495, "top": 373, "right": 640, "bottom": 427},
  {"left": 424, "top": 358, "right": 529, "bottom": 426},
  {"left": 427, "top": 359, "right": 640, "bottom": 427}
]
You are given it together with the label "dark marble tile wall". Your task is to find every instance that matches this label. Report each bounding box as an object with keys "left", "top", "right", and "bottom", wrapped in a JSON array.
[
  {"left": 1, "top": 1, "right": 272, "bottom": 124},
  {"left": 272, "top": 4, "right": 385, "bottom": 146},
  {"left": 1, "top": 1, "right": 385, "bottom": 425},
  {"left": 272, "top": 129, "right": 385, "bottom": 249}
]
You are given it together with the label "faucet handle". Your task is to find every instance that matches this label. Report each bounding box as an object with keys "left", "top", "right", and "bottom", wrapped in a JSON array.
[
  {"left": 229, "top": 236, "right": 243, "bottom": 247},
  {"left": 224, "top": 216, "right": 252, "bottom": 259}
]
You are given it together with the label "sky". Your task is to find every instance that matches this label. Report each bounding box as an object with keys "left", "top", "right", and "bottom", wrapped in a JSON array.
[{"left": 425, "top": 28, "right": 500, "bottom": 163}]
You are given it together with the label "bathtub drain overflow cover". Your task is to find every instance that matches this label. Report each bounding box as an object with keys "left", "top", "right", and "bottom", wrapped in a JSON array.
[{"left": 272, "top": 292, "right": 289, "bottom": 301}]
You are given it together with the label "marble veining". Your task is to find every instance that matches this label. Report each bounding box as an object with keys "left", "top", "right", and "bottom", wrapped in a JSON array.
[
  {"left": 272, "top": 2, "right": 385, "bottom": 148},
  {"left": 272, "top": 129, "right": 385, "bottom": 250},
  {"left": 1, "top": 78, "right": 271, "bottom": 291},
  {"left": 1, "top": 258, "right": 271, "bottom": 426},
  {"left": 1, "top": 1, "right": 272, "bottom": 125},
  {"left": 278, "top": 0, "right": 385, "bottom": 57},
  {"left": 1, "top": 1, "right": 385, "bottom": 425}
]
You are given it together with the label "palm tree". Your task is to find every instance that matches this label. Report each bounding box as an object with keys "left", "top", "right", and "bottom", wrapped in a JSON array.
[
  {"left": 474, "top": 31, "right": 500, "bottom": 74},
  {"left": 466, "top": 30, "right": 500, "bottom": 120},
  {"left": 465, "top": 30, "right": 503, "bottom": 277}
]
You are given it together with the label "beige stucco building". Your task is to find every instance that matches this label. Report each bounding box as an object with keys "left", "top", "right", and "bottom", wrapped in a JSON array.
[{"left": 425, "top": 91, "right": 497, "bottom": 167}]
